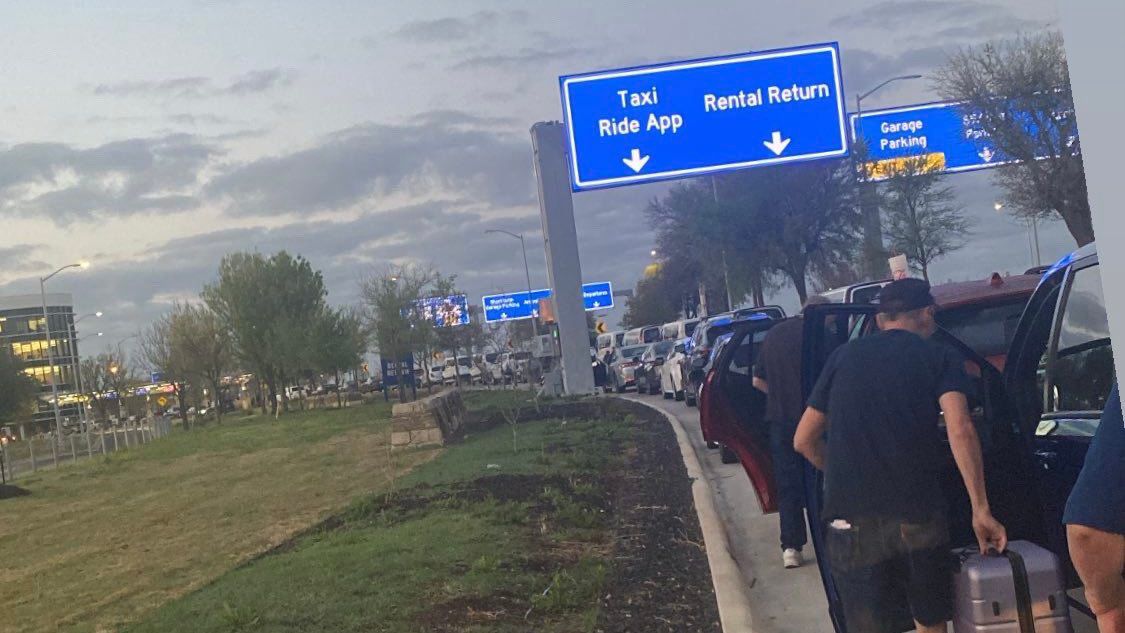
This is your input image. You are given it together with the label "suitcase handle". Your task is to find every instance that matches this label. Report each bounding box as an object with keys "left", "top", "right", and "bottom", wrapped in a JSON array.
[{"left": 1000, "top": 548, "right": 1037, "bottom": 633}]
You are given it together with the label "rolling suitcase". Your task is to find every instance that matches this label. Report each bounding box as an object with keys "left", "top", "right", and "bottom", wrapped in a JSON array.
[{"left": 953, "top": 540, "right": 1073, "bottom": 632}]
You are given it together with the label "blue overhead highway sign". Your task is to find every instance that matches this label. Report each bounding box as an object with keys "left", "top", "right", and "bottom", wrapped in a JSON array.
[
  {"left": 482, "top": 288, "right": 552, "bottom": 324},
  {"left": 582, "top": 281, "right": 613, "bottom": 311},
  {"left": 560, "top": 42, "right": 849, "bottom": 191},
  {"left": 483, "top": 282, "right": 615, "bottom": 323},
  {"left": 851, "top": 99, "right": 1079, "bottom": 181}
]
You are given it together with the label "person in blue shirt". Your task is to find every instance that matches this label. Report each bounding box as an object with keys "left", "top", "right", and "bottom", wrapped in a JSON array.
[{"left": 1063, "top": 382, "right": 1124, "bottom": 632}]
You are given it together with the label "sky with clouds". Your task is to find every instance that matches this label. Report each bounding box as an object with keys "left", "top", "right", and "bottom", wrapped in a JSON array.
[{"left": 0, "top": 0, "right": 1070, "bottom": 354}]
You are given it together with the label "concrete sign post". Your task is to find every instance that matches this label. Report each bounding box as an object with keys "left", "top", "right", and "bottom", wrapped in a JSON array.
[
  {"left": 531, "top": 122, "right": 596, "bottom": 395},
  {"left": 1060, "top": 2, "right": 1125, "bottom": 412}
]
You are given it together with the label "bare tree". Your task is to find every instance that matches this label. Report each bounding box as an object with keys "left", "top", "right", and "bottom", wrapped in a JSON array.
[
  {"left": 880, "top": 156, "right": 973, "bottom": 282},
  {"left": 140, "top": 314, "right": 192, "bottom": 429},
  {"left": 172, "top": 304, "right": 234, "bottom": 424},
  {"left": 935, "top": 32, "right": 1090, "bottom": 244}
]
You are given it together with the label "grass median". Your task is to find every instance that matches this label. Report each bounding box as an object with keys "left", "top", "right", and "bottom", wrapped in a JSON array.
[
  {"left": 125, "top": 393, "right": 636, "bottom": 633},
  {"left": 0, "top": 401, "right": 427, "bottom": 633}
]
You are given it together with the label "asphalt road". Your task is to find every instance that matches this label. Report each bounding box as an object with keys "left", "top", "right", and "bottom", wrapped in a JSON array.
[{"left": 624, "top": 392, "right": 834, "bottom": 633}]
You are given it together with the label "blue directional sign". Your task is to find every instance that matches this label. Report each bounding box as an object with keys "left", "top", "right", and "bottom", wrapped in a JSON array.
[
  {"left": 483, "top": 283, "right": 615, "bottom": 323},
  {"left": 482, "top": 288, "right": 552, "bottom": 324},
  {"left": 851, "top": 99, "right": 1079, "bottom": 181},
  {"left": 582, "top": 281, "right": 613, "bottom": 311},
  {"left": 560, "top": 43, "right": 849, "bottom": 191}
]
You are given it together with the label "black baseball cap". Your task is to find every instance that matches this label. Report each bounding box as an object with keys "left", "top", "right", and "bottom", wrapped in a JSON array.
[{"left": 875, "top": 278, "right": 935, "bottom": 314}]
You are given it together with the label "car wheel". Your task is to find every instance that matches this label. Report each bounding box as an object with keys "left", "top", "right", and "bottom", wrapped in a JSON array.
[
  {"left": 674, "top": 390, "right": 684, "bottom": 401},
  {"left": 706, "top": 441, "right": 720, "bottom": 449},
  {"left": 720, "top": 445, "right": 739, "bottom": 464},
  {"left": 615, "top": 383, "right": 626, "bottom": 394},
  {"left": 663, "top": 390, "right": 673, "bottom": 400}
]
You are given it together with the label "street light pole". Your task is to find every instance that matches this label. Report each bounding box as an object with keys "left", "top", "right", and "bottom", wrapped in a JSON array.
[
  {"left": 69, "top": 312, "right": 103, "bottom": 433},
  {"left": 853, "top": 74, "right": 924, "bottom": 279},
  {"left": 485, "top": 229, "right": 539, "bottom": 337},
  {"left": 39, "top": 262, "right": 88, "bottom": 439}
]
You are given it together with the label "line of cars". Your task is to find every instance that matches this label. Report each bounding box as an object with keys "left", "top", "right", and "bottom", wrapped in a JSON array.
[{"left": 645, "top": 255, "right": 1108, "bottom": 632}]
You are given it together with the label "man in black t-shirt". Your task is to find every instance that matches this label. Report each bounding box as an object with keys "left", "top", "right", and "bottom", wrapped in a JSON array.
[
  {"left": 793, "top": 278, "right": 1007, "bottom": 633},
  {"left": 753, "top": 295, "right": 829, "bottom": 569}
]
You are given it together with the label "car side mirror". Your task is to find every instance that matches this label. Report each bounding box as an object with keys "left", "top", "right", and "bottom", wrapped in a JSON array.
[{"left": 674, "top": 344, "right": 685, "bottom": 354}]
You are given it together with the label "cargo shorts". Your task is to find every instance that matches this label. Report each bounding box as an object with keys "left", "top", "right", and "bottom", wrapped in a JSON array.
[{"left": 827, "top": 512, "right": 955, "bottom": 631}]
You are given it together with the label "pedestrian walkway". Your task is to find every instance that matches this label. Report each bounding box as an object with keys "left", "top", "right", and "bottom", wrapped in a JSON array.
[{"left": 625, "top": 393, "right": 833, "bottom": 633}]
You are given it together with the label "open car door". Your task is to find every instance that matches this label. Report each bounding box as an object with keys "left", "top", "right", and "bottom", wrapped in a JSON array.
[
  {"left": 801, "top": 304, "right": 1048, "bottom": 633},
  {"left": 700, "top": 318, "right": 778, "bottom": 512}
]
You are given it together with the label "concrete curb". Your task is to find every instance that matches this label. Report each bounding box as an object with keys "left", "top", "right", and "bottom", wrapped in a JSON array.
[{"left": 629, "top": 398, "right": 756, "bottom": 632}]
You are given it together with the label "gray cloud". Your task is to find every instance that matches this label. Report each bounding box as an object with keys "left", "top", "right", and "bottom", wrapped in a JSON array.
[
  {"left": 205, "top": 112, "right": 534, "bottom": 216},
  {"left": 0, "top": 134, "right": 219, "bottom": 224},
  {"left": 387, "top": 10, "right": 528, "bottom": 44},
  {"left": 225, "top": 68, "right": 296, "bottom": 95},
  {"left": 90, "top": 68, "right": 294, "bottom": 99},
  {"left": 0, "top": 244, "right": 50, "bottom": 276},
  {"left": 842, "top": 45, "right": 951, "bottom": 100},
  {"left": 830, "top": 1, "right": 1037, "bottom": 32},
  {"left": 92, "top": 76, "right": 211, "bottom": 98},
  {"left": 450, "top": 45, "right": 593, "bottom": 71}
]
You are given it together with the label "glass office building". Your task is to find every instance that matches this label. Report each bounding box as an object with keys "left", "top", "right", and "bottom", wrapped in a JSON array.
[{"left": 0, "top": 293, "right": 80, "bottom": 434}]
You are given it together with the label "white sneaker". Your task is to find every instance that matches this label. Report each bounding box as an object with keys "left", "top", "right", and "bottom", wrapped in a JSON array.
[{"left": 783, "top": 548, "right": 803, "bottom": 569}]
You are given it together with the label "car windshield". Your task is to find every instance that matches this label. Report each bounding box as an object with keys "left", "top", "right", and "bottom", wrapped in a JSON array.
[
  {"left": 684, "top": 320, "right": 699, "bottom": 337},
  {"left": 652, "top": 341, "right": 674, "bottom": 355},
  {"left": 620, "top": 345, "right": 647, "bottom": 360},
  {"left": 935, "top": 298, "right": 1027, "bottom": 358},
  {"left": 706, "top": 322, "right": 734, "bottom": 344},
  {"left": 642, "top": 328, "right": 661, "bottom": 343}
]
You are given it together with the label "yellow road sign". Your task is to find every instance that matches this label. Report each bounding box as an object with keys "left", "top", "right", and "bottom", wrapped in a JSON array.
[{"left": 596, "top": 320, "right": 608, "bottom": 334}]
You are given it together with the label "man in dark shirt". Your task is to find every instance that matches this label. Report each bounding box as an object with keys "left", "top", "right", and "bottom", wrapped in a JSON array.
[
  {"left": 753, "top": 294, "right": 829, "bottom": 569},
  {"left": 1063, "top": 382, "right": 1124, "bottom": 632},
  {"left": 794, "top": 278, "right": 1007, "bottom": 633}
]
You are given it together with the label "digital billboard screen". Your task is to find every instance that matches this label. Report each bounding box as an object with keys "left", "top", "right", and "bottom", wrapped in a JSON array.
[{"left": 415, "top": 294, "right": 470, "bottom": 328}]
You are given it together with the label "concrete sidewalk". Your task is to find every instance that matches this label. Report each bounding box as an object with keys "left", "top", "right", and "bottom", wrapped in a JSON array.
[{"left": 625, "top": 393, "right": 833, "bottom": 633}]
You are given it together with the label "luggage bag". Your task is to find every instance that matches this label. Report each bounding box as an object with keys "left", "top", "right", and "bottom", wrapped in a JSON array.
[{"left": 953, "top": 540, "right": 1073, "bottom": 633}]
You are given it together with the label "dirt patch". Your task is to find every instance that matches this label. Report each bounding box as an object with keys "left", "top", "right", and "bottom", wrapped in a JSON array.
[
  {"left": 596, "top": 400, "right": 722, "bottom": 633},
  {"left": 0, "top": 484, "right": 30, "bottom": 500}
]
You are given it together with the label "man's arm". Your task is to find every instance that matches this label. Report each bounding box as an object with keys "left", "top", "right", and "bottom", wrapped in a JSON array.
[
  {"left": 940, "top": 391, "right": 1008, "bottom": 553},
  {"left": 752, "top": 376, "right": 769, "bottom": 394},
  {"left": 794, "top": 406, "right": 829, "bottom": 471}
]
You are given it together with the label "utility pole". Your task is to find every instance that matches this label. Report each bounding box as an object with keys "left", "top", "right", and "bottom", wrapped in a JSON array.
[{"left": 710, "top": 176, "right": 735, "bottom": 311}]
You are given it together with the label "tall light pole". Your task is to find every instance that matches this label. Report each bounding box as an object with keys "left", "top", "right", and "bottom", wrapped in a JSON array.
[
  {"left": 853, "top": 74, "right": 924, "bottom": 279},
  {"left": 485, "top": 229, "right": 539, "bottom": 337},
  {"left": 69, "top": 312, "right": 103, "bottom": 429},
  {"left": 40, "top": 262, "right": 89, "bottom": 439}
]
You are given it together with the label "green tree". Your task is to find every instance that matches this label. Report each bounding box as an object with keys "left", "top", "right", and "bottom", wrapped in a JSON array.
[
  {"left": 621, "top": 272, "right": 682, "bottom": 329},
  {"left": 360, "top": 264, "right": 434, "bottom": 402},
  {"left": 880, "top": 156, "right": 973, "bottom": 282},
  {"left": 203, "top": 251, "right": 328, "bottom": 414},
  {"left": 0, "top": 348, "right": 37, "bottom": 425},
  {"left": 311, "top": 307, "right": 366, "bottom": 407},
  {"left": 935, "top": 32, "right": 1089, "bottom": 244}
]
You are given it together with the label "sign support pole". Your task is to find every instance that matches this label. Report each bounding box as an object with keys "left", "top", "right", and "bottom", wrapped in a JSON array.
[
  {"left": 531, "top": 122, "right": 595, "bottom": 395},
  {"left": 1060, "top": 2, "right": 1125, "bottom": 410}
]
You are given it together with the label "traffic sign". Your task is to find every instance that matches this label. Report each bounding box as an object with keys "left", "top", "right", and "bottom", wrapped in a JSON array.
[
  {"left": 581, "top": 281, "right": 613, "bottom": 311},
  {"left": 560, "top": 42, "right": 849, "bottom": 191},
  {"left": 851, "top": 99, "right": 1078, "bottom": 180},
  {"left": 483, "top": 282, "right": 615, "bottom": 323},
  {"left": 482, "top": 288, "right": 552, "bottom": 323}
]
